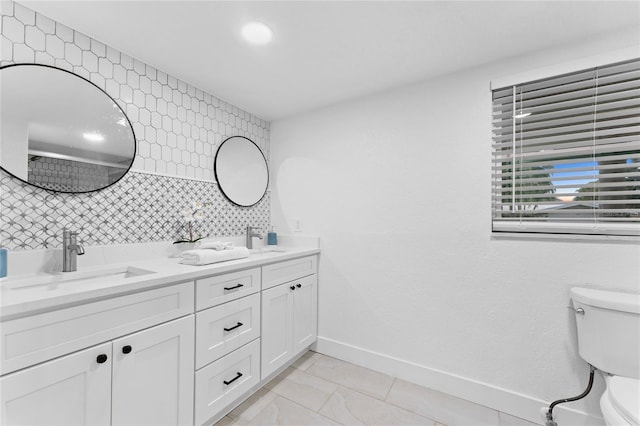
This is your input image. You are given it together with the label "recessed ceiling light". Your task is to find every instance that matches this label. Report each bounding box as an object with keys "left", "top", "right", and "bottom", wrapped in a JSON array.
[
  {"left": 83, "top": 132, "right": 105, "bottom": 143},
  {"left": 241, "top": 22, "right": 273, "bottom": 45}
]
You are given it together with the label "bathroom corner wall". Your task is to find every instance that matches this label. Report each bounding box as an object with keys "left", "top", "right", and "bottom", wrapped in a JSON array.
[
  {"left": 270, "top": 27, "right": 640, "bottom": 424},
  {"left": 0, "top": 1, "right": 270, "bottom": 250}
]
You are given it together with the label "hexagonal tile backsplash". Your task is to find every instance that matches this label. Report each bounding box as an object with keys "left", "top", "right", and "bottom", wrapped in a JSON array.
[{"left": 0, "top": 2, "right": 270, "bottom": 250}]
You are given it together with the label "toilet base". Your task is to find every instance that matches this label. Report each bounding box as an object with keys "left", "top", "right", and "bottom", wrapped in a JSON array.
[{"left": 601, "top": 390, "right": 632, "bottom": 426}]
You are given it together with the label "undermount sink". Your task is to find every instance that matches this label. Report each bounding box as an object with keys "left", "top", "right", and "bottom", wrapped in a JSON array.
[{"left": 6, "top": 266, "right": 156, "bottom": 290}]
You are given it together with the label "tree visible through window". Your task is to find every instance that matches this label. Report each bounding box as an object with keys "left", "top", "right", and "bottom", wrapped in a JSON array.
[{"left": 491, "top": 58, "right": 640, "bottom": 236}]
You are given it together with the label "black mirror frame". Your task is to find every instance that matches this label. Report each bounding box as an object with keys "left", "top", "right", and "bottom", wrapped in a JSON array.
[
  {"left": 214, "top": 136, "right": 269, "bottom": 207},
  {"left": 0, "top": 63, "right": 137, "bottom": 194}
]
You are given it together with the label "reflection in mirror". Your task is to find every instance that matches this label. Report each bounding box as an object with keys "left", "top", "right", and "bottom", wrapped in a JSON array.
[
  {"left": 215, "top": 136, "right": 268, "bottom": 207},
  {"left": 0, "top": 64, "right": 136, "bottom": 193}
]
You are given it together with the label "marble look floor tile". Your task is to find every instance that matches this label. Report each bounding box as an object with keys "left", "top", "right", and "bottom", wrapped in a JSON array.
[
  {"left": 214, "top": 415, "right": 244, "bottom": 426},
  {"left": 499, "top": 411, "right": 541, "bottom": 426},
  {"left": 227, "top": 387, "right": 278, "bottom": 422},
  {"left": 264, "top": 367, "right": 339, "bottom": 412},
  {"left": 385, "top": 379, "right": 500, "bottom": 426},
  {"left": 244, "top": 396, "right": 340, "bottom": 425},
  {"left": 319, "top": 386, "right": 436, "bottom": 426},
  {"left": 306, "top": 355, "right": 395, "bottom": 400},
  {"left": 292, "top": 350, "right": 322, "bottom": 371}
]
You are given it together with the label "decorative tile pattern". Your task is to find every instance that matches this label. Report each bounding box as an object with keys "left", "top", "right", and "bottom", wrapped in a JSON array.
[
  {"left": 27, "top": 156, "right": 115, "bottom": 192},
  {"left": 0, "top": 2, "right": 271, "bottom": 250},
  {"left": 1, "top": 169, "right": 269, "bottom": 250}
]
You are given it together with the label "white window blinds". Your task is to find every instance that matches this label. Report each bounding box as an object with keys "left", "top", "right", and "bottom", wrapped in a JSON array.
[{"left": 491, "top": 58, "right": 640, "bottom": 237}]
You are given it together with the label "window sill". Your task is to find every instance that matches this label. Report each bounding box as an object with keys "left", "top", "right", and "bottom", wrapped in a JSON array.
[{"left": 491, "top": 231, "right": 640, "bottom": 244}]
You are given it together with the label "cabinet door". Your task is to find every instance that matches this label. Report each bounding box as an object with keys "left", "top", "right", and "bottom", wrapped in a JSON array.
[
  {"left": 292, "top": 274, "right": 318, "bottom": 355},
  {"left": 261, "top": 282, "right": 293, "bottom": 379},
  {"left": 111, "top": 315, "right": 195, "bottom": 426},
  {"left": 0, "top": 342, "right": 112, "bottom": 426}
]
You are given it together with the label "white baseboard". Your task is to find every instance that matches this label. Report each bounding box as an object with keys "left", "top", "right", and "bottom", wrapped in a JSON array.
[{"left": 315, "top": 336, "right": 604, "bottom": 426}]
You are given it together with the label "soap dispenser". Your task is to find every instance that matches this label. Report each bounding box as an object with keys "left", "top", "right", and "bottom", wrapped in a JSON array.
[
  {"left": 0, "top": 247, "right": 7, "bottom": 280},
  {"left": 267, "top": 226, "right": 277, "bottom": 246}
]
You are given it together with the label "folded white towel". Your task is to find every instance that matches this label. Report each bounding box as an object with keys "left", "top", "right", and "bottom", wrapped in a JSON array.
[
  {"left": 179, "top": 246, "right": 249, "bottom": 265},
  {"left": 199, "top": 241, "right": 234, "bottom": 251}
]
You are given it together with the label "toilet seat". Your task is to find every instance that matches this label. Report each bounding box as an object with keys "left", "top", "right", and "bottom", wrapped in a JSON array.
[{"left": 603, "top": 376, "right": 639, "bottom": 425}]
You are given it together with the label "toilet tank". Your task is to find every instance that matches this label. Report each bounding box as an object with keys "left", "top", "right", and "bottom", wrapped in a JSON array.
[{"left": 570, "top": 287, "right": 640, "bottom": 379}]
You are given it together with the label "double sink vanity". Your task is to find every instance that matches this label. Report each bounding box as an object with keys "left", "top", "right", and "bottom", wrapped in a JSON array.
[
  {"left": 0, "top": 240, "right": 320, "bottom": 426},
  {"left": 0, "top": 59, "right": 307, "bottom": 426}
]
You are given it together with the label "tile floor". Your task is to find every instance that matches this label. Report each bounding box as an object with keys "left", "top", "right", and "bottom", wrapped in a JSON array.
[{"left": 215, "top": 351, "right": 540, "bottom": 426}]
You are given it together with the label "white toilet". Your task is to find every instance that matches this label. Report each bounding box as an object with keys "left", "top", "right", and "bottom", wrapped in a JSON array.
[{"left": 570, "top": 287, "right": 640, "bottom": 426}]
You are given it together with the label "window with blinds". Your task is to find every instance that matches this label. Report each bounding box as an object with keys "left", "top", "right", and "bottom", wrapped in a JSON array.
[{"left": 491, "top": 58, "right": 640, "bottom": 237}]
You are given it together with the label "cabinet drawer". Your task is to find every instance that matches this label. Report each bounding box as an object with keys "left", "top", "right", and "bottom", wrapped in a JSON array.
[
  {"left": 262, "top": 256, "right": 317, "bottom": 290},
  {"left": 194, "top": 339, "right": 260, "bottom": 426},
  {"left": 195, "top": 293, "right": 260, "bottom": 369},
  {"left": 195, "top": 268, "right": 260, "bottom": 311},
  {"left": 0, "top": 282, "right": 194, "bottom": 375}
]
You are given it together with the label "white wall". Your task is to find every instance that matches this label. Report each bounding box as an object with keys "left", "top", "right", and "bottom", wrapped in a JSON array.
[{"left": 270, "top": 28, "right": 640, "bottom": 423}]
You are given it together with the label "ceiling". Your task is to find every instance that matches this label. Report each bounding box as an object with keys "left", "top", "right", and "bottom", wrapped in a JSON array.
[{"left": 19, "top": 1, "right": 640, "bottom": 122}]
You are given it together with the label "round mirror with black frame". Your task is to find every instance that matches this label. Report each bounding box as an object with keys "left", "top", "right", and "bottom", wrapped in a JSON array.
[
  {"left": 214, "top": 136, "right": 268, "bottom": 207},
  {"left": 0, "top": 63, "right": 137, "bottom": 193}
]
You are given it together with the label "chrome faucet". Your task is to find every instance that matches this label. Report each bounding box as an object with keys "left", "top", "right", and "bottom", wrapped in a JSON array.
[
  {"left": 62, "top": 229, "right": 85, "bottom": 272},
  {"left": 245, "top": 226, "right": 263, "bottom": 249}
]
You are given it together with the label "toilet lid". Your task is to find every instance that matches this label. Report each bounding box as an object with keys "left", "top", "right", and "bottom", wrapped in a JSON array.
[{"left": 609, "top": 376, "right": 640, "bottom": 424}]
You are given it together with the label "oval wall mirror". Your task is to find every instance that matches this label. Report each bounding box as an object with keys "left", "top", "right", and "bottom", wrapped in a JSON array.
[
  {"left": 214, "top": 136, "right": 268, "bottom": 207},
  {"left": 0, "top": 64, "right": 136, "bottom": 193}
]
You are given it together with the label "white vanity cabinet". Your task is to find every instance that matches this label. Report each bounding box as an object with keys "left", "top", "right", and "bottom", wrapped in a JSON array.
[
  {"left": 194, "top": 268, "right": 262, "bottom": 426},
  {"left": 0, "top": 249, "right": 320, "bottom": 426},
  {"left": 261, "top": 257, "right": 318, "bottom": 380},
  {"left": 0, "top": 283, "right": 195, "bottom": 426}
]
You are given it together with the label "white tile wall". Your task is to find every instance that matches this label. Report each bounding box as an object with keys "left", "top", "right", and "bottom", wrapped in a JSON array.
[
  {"left": 0, "top": 2, "right": 269, "bottom": 180},
  {"left": 0, "top": 2, "right": 271, "bottom": 250}
]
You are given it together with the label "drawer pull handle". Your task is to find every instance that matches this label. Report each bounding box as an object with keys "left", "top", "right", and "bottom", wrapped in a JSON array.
[
  {"left": 224, "top": 322, "right": 243, "bottom": 332},
  {"left": 122, "top": 345, "right": 132, "bottom": 354},
  {"left": 296, "top": 283, "right": 302, "bottom": 288},
  {"left": 96, "top": 354, "right": 108, "bottom": 364},
  {"left": 290, "top": 285, "right": 296, "bottom": 291},
  {"left": 223, "top": 372, "right": 243, "bottom": 385},
  {"left": 224, "top": 283, "right": 244, "bottom": 291}
]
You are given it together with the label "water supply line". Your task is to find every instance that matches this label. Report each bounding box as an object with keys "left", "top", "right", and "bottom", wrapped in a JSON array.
[{"left": 545, "top": 365, "right": 596, "bottom": 426}]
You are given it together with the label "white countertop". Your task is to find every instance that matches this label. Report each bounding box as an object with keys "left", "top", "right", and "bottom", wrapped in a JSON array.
[{"left": 1, "top": 237, "right": 319, "bottom": 321}]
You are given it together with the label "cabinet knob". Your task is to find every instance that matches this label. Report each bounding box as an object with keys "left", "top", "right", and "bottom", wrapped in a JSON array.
[
  {"left": 96, "top": 354, "right": 108, "bottom": 364},
  {"left": 290, "top": 285, "right": 296, "bottom": 291},
  {"left": 296, "top": 283, "right": 302, "bottom": 288},
  {"left": 122, "top": 345, "right": 132, "bottom": 354}
]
